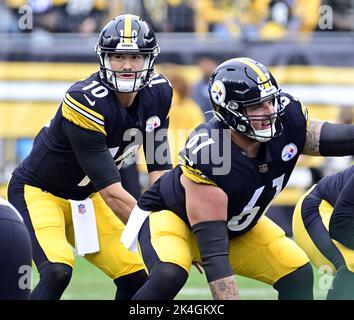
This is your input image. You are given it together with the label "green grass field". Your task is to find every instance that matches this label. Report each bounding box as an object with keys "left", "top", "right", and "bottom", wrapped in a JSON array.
[{"left": 32, "top": 257, "right": 329, "bottom": 300}]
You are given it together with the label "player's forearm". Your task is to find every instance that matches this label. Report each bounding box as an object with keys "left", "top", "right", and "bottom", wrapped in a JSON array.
[
  {"left": 192, "top": 221, "right": 239, "bottom": 300},
  {"left": 209, "top": 275, "right": 240, "bottom": 300},
  {"left": 105, "top": 195, "right": 136, "bottom": 225},
  {"left": 99, "top": 183, "right": 137, "bottom": 224}
]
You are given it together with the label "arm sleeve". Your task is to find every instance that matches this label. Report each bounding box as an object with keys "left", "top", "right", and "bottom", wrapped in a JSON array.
[
  {"left": 319, "top": 122, "right": 354, "bottom": 156},
  {"left": 62, "top": 119, "right": 121, "bottom": 191},
  {"left": 179, "top": 125, "right": 218, "bottom": 186},
  {"left": 144, "top": 117, "right": 173, "bottom": 173},
  {"left": 62, "top": 90, "right": 107, "bottom": 136},
  {"left": 192, "top": 221, "right": 233, "bottom": 282}
]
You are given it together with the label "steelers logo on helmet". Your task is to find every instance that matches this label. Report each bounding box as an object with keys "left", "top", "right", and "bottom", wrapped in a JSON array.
[{"left": 210, "top": 80, "right": 226, "bottom": 105}]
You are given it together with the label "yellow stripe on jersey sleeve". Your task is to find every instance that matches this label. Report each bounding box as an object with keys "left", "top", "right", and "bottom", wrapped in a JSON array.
[
  {"left": 181, "top": 165, "right": 216, "bottom": 186},
  {"left": 62, "top": 101, "right": 107, "bottom": 136},
  {"left": 300, "top": 102, "right": 310, "bottom": 129},
  {"left": 65, "top": 93, "right": 104, "bottom": 121}
]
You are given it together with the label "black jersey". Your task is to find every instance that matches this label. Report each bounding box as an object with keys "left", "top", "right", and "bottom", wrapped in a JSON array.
[
  {"left": 310, "top": 165, "right": 354, "bottom": 206},
  {"left": 12, "top": 72, "right": 172, "bottom": 200},
  {"left": 138, "top": 93, "right": 309, "bottom": 238}
]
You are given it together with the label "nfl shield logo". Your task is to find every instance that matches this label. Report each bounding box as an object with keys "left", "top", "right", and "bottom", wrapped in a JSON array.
[
  {"left": 78, "top": 204, "right": 86, "bottom": 215},
  {"left": 258, "top": 163, "right": 268, "bottom": 173}
]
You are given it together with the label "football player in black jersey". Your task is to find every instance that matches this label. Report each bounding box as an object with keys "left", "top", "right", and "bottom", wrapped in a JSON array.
[
  {"left": 122, "top": 57, "right": 354, "bottom": 300},
  {"left": 293, "top": 165, "right": 354, "bottom": 299},
  {"left": 7, "top": 14, "right": 173, "bottom": 300},
  {"left": 0, "top": 197, "right": 32, "bottom": 300}
]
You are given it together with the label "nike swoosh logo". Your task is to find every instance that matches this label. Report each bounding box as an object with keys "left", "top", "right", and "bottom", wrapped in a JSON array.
[{"left": 84, "top": 94, "right": 96, "bottom": 106}]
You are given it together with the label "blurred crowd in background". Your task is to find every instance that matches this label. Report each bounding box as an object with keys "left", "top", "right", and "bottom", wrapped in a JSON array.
[{"left": 0, "top": 0, "right": 354, "bottom": 37}]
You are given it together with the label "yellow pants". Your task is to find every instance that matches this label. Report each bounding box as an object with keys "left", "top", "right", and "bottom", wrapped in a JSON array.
[
  {"left": 140, "top": 210, "right": 309, "bottom": 285},
  {"left": 23, "top": 184, "right": 144, "bottom": 279},
  {"left": 293, "top": 188, "right": 354, "bottom": 273}
]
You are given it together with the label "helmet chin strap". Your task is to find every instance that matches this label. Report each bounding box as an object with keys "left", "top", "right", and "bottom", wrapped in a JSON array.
[{"left": 246, "top": 123, "right": 276, "bottom": 142}]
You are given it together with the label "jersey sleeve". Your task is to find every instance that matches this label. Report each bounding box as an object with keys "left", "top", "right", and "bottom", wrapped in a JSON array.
[
  {"left": 179, "top": 126, "right": 218, "bottom": 186},
  {"left": 280, "top": 92, "right": 309, "bottom": 154},
  {"left": 317, "top": 165, "right": 354, "bottom": 205},
  {"left": 300, "top": 100, "right": 310, "bottom": 130},
  {"left": 61, "top": 90, "right": 107, "bottom": 136},
  {"left": 144, "top": 116, "right": 173, "bottom": 172},
  {"left": 62, "top": 119, "right": 121, "bottom": 191},
  {"left": 150, "top": 73, "right": 173, "bottom": 121},
  {"left": 282, "top": 92, "right": 310, "bottom": 130},
  {"left": 144, "top": 73, "right": 174, "bottom": 172}
]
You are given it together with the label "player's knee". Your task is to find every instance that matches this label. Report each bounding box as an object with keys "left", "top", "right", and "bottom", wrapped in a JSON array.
[
  {"left": 132, "top": 262, "right": 188, "bottom": 300},
  {"left": 40, "top": 263, "right": 72, "bottom": 288},
  {"left": 274, "top": 263, "right": 314, "bottom": 300},
  {"left": 152, "top": 262, "right": 188, "bottom": 287},
  {"left": 148, "top": 262, "right": 189, "bottom": 294},
  {"left": 329, "top": 214, "right": 354, "bottom": 250},
  {"left": 114, "top": 269, "right": 147, "bottom": 300},
  {"left": 31, "top": 263, "right": 72, "bottom": 300}
]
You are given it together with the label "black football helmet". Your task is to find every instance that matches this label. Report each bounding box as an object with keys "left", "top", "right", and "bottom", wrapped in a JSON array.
[
  {"left": 209, "top": 57, "right": 284, "bottom": 142},
  {"left": 95, "top": 14, "right": 160, "bottom": 92}
]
